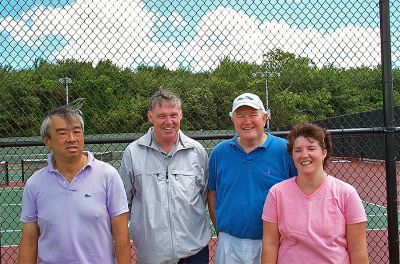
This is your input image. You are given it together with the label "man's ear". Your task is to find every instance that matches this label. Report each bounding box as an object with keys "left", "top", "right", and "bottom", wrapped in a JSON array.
[
  {"left": 44, "top": 137, "right": 51, "bottom": 150},
  {"left": 147, "top": 111, "right": 153, "bottom": 124},
  {"left": 263, "top": 112, "right": 268, "bottom": 124}
]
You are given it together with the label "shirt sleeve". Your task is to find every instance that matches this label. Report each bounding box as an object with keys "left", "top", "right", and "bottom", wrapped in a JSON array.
[
  {"left": 107, "top": 169, "right": 129, "bottom": 217},
  {"left": 262, "top": 186, "right": 278, "bottom": 223},
  {"left": 119, "top": 148, "right": 134, "bottom": 215},
  {"left": 201, "top": 148, "right": 209, "bottom": 203},
  {"left": 344, "top": 188, "right": 368, "bottom": 224},
  {"left": 20, "top": 183, "right": 38, "bottom": 223}
]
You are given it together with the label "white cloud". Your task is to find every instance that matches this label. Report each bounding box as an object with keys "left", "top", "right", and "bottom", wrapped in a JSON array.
[
  {"left": 0, "top": 0, "right": 156, "bottom": 68},
  {"left": 169, "top": 12, "right": 187, "bottom": 28},
  {"left": 183, "top": 6, "right": 380, "bottom": 71},
  {"left": 0, "top": 2, "right": 381, "bottom": 71}
]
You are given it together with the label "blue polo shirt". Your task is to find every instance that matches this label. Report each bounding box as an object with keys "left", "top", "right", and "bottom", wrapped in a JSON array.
[{"left": 208, "top": 133, "right": 297, "bottom": 239}]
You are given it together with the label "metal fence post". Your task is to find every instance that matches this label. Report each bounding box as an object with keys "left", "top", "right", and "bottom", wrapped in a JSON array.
[{"left": 379, "top": 0, "right": 399, "bottom": 263}]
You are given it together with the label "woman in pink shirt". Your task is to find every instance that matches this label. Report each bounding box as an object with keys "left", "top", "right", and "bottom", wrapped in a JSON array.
[{"left": 261, "top": 122, "right": 369, "bottom": 264}]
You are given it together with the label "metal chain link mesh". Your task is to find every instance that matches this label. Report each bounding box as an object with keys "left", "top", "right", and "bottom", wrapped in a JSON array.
[{"left": 1, "top": 0, "right": 399, "bottom": 263}]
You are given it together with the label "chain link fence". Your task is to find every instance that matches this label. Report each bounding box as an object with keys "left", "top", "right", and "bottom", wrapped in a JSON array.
[{"left": 1, "top": 0, "right": 399, "bottom": 263}]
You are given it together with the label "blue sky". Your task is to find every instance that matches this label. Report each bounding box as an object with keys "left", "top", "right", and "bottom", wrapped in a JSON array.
[{"left": 0, "top": 0, "right": 398, "bottom": 70}]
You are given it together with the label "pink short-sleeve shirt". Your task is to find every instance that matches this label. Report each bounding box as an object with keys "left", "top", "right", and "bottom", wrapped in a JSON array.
[{"left": 262, "top": 175, "right": 367, "bottom": 264}]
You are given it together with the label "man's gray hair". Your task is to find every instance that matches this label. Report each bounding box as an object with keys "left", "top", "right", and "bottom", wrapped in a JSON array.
[
  {"left": 149, "top": 88, "right": 181, "bottom": 112},
  {"left": 40, "top": 99, "right": 84, "bottom": 139}
]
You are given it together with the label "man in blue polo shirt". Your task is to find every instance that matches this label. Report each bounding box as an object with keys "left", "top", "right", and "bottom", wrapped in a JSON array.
[{"left": 207, "top": 92, "right": 297, "bottom": 263}]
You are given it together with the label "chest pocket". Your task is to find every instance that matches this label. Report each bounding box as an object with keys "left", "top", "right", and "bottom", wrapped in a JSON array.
[
  {"left": 169, "top": 167, "right": 205, "bottom": 194},
  {"left": 133, "top": 170, "right": 165, "bottom": 194}
]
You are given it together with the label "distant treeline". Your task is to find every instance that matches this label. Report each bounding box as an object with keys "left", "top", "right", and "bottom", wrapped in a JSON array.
[{"left": 1, "top": 49, "right": 399, "bottom": 138}]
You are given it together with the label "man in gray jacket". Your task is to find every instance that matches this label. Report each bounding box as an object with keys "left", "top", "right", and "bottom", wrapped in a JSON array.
[{"left": 120, "top": 89, "right": 211, "bottom": 264}]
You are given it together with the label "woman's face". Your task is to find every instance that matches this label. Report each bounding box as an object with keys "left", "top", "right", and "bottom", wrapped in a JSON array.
[{"left": 292, "top": 136, "right": 327, "bottom": 177}]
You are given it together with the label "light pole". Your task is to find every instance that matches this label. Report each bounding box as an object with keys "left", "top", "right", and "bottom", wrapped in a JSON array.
[
  {"left": 59, "top": 77, "right": 72, "bottom": 105},
  {"left": 252, "top": 57, "right": 276, "bottom": 131}
]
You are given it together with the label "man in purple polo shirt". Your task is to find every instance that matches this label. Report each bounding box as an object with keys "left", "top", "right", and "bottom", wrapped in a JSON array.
[{"left": 18, "top": 103, "right": 132, "bottom": 264}]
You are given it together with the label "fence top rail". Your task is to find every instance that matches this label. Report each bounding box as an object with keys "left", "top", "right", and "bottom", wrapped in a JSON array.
[{"left": 0, "top": 127, "right": 398, "bottom": 148}]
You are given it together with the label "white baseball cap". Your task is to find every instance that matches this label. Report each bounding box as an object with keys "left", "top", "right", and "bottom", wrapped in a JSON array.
[{"left": 230, "top": 93, "right": 266, "bottom": 117}]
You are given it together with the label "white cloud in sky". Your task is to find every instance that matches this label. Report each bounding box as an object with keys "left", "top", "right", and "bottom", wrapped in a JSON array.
[
  {"left": 157, "top": 13, "right": 187, "bottom": 30},
  {"left": 169, "top": 12, "right": 187, "bottom": 28},
  {"left": 183, "top": 6, "right": 380, "bottom": 71},
  {"left": 0, "top": 1, "right": 381, "bottom": 71},
  {"left": 0, "top": 0, "right": 156, "bottom": 67}
]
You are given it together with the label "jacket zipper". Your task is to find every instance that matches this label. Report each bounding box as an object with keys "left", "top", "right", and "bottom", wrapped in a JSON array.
[{"left": 166, "top": 165, "right": 176, "bottom": 262}]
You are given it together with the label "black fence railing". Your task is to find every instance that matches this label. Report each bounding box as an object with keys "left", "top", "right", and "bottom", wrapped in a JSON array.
[
  {"left": 1, "top": 0, "right": 399, "bottom": 263},
  {"left": 1, "top": 127, "right": 399, "bottom": 263}
]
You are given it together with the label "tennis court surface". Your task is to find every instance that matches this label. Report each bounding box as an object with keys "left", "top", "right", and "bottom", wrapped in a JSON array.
[{"left": 1, "top": 157, "right": 399, "bottom": 263}]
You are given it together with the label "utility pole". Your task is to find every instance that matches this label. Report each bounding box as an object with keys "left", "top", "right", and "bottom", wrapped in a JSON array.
[
  {"left": 252, "top": 55, "right": 277, "bottom": 131},
  {"left": 59, "top": 77, "right": 72, "bottom": 105}
]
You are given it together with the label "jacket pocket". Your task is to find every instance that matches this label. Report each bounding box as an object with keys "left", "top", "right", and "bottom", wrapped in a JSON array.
[{"left": 169, "top": 168, "right": 205, "bottom": 201}]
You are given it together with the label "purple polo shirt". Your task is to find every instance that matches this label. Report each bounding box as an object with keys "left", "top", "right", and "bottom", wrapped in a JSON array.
[{"left": 20, "top": 152, "right": 128, "bottom": 264}]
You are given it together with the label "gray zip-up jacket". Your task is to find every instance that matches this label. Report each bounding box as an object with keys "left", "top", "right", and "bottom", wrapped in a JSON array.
[{"left": 120, "top": 128, "right": 211, "bottom": 264}]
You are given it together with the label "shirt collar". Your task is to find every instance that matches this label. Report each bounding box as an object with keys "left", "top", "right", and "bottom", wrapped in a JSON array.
[
  {"left": 230, "top": 133, "right": 270, "bottom": 151},
  {"left": 47, "top": 151, "right": 92, "bottom": 172}
]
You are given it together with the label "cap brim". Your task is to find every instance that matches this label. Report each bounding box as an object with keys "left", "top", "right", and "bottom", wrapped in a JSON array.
[{"left": 231, "top": 102, "right": 263, "bottom": 113}]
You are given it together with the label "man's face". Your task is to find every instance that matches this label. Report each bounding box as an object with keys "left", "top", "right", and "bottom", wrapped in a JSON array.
[
  {"left": 231, "top": 106, "right": 267, "bottom": 143},
  {"left": 44, "top": 115, "right": 84, "bottom": 161},
  {"left": 147, "top": 103, "right": 182, "bottom": 143}
]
